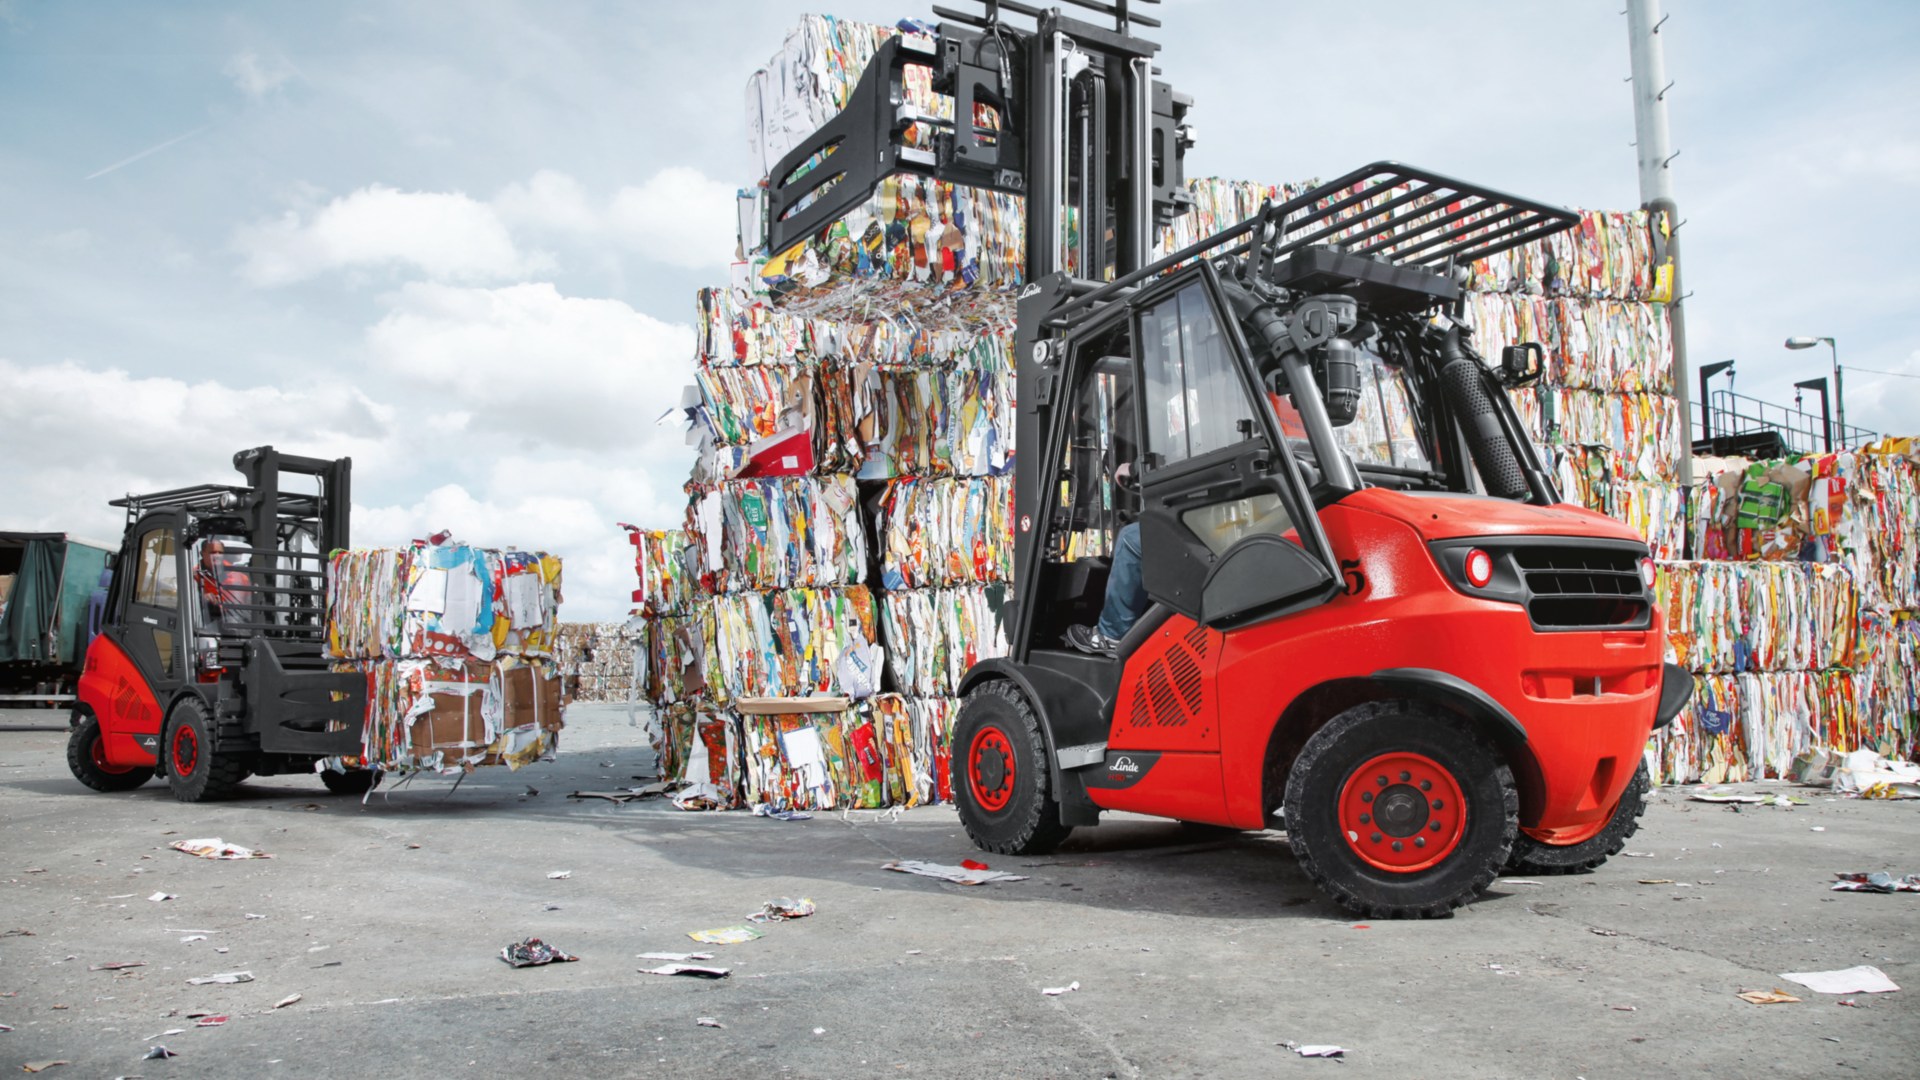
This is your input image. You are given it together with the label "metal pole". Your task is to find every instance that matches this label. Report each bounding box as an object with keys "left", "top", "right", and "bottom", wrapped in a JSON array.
[
  {"left": 1627, "top": 0, "right": 1690, "bottom": 486},
  {"left": 1828, "top": 338, "right": 1845, "bottom": 445}
]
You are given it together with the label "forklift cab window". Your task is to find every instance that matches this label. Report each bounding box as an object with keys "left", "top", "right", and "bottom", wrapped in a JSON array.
[
  {"left": 1139, "top": 282, "right": 1258, "bottom": 464},
  {"left": 1267, "top": 349, "right": 1433, "bottom": 478},
  {"left": 1057, "top": 353, "right": 1137, "bottom": 562},
  {"left": 133, "top": 529, "right": 178, "bottom": 608}
]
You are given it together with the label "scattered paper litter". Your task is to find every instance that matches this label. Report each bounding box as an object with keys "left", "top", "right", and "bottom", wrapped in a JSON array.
[
  {"left": 1295, "top": 1046, "right": 1347, "bottom": 1058},
  {"left": 145, "top": 1028, "right": 186, "bottom": 1039},
  {"left": 89, "top": 961, "right": 145, "bottom": 971},
  {"left": 1780, "top": 966, "right": 1900, "bottom": 995},
  {"left": 178, "top": 935, "right": 208, "bottom": 943},
  {"left": 546, "top": 871, "right": 572, "bottom": 880},
  {"left": 1831, "top": 872, "right": 1920, "bottom": 893},
  {"left": 194, "top": 1014, "right": 229, "bottom": 1027},
  {"left": 640, "top": 964, "right": 731, "bottom": 979},
  {"left": 883, "top": 859, "right": 1028, "bottom": 885},
  {"left": 273, "top": 994, "right": 302, "bottom": 1009},
  {"left": 1041, "top": 981, "right": 1080, "bottom": 996},
  {"left": 638, "top": 951, "right": 715, "bottom": 962},
  {"left": 1736, "top": 989, "right": 1800, "bottom": 1005},
  {"left": 169, "top": 838, "right": 270, "bottom": 860},
  {"left": 1689, "top": 789, "right": 1765, "bottom": 804},
  {"left": 186, "top": 971, "right": 254, "bottom": 985},
  {"left": 499, "top": 938, "right": 577, "bottom": 967},
  {"left": 750, "top": 897, "right": 816, "bottom": 922},
  {"left": 245, "top": 913, "right": 267, "bottom": 920},
  {"left": 1495, "top": 879, "right": 1543, "bottom": 886},
  {"left": 20, "top": 1062, "right": 68, "bottom": 1073},
  {"left": 751, "top": 804, "right": 813, "bottom": 820},
  {"left": 144, "top": 1045, "right": 179, "bottom": 1059},
  {"left": 695, "top": 1016, "right": 725, "bottom": 1029},
  {"left": 688, "top": 926, "right": 762, "bottom": 945},
  {"left": 147, "top": 892, "right": 176, "bottom": 902}
]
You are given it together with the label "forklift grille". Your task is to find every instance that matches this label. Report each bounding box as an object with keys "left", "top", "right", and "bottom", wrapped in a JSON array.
[{"left": 1513, "top": 547, "right": 1648, "bottom": 630}]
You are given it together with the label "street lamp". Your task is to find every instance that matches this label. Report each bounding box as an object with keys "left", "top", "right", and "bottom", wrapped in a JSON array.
[{"left": 1785, "top": 336, "right": 1842, "bottom": 444}]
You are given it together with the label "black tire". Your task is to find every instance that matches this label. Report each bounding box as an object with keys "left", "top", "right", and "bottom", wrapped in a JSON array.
[
  {"left": 953, "top": 680, "right": 1073, "bottom": 856},
  {"left": 1282, "top": 700, "right": 1518, "bottom": 919},
  {"left": 320, "top": 769, "right": 379, "bottom": 796},
  {"left": 163, "top": 697, "right": 246, "bottom": 803},
  {"left": 66, "top": 714, "right": 154, "bottom": 792},
  {"left": 1505, "top": 761, "right": 1649, "bottom": 875}
]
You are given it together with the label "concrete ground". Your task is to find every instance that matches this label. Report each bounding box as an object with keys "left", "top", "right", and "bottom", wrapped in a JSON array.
[{"left": 1, "top": 703, "right": 1914, "bottom": 1079}]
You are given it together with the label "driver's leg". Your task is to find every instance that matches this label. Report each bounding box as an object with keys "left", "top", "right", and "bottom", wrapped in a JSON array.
[{"left": 1096, "top": 522, "right": 1147, "bottom": 640}]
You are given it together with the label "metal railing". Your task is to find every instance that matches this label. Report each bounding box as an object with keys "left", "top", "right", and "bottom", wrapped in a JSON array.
[{"left": 1701, "top": 389, "right": 1877, "bottom": 456}]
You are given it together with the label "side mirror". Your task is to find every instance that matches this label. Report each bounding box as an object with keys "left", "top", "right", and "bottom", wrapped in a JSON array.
[{"left": 1499, "top": 343, "right": 1545, "bottom": 387}]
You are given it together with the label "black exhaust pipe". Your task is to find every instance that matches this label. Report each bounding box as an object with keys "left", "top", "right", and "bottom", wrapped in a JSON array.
[{"left": 1438, "top": 325, "right": 1529, "bottom": 500}]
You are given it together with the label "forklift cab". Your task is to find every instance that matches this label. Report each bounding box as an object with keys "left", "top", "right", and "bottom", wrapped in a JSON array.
[{"left": 1023, "top": 258, "right": 1347, "bottom": 673}]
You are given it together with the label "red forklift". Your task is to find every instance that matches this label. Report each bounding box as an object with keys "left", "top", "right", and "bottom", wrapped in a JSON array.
[
  {"left": 767, "top": 0, "right": 1690, "bottom": 916},
  {"left": 66, "top": 447, "right": 375, "bottom": 801}
]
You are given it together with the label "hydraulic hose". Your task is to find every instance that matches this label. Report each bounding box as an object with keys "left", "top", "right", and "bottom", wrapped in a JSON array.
[{"left": 1437, "top": 325, "right": 1529, "bottom": 500}]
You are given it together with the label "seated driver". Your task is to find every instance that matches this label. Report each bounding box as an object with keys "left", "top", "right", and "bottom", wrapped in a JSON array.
[
  {"left": 1064, "top": 519, "right": 1146, "bottom": 658},
  {"left": 195, "top": 540, "right": 248, "bottom": 628}
]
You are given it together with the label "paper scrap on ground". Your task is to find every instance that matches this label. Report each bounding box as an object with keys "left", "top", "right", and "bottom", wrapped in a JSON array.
[
  {"left": 1042, "top": 981, "right": 1079, "bottom": 996},
  {"left": 1294, "top": 1046, "right": 1347, "bottom": 1058},
  {"left": 688, "top": 926, "right": 762, "bottom": 945},
  {"left": 752, "top": 804, "right": 813, "bottom": 821},
  {"left": 750, "top": 897, "right": 815, "bottom": 922},
  {"left": 499, "top": 938, "right": 577, "bottom": 967},
  {"left": 883, "top": 860, "right": 1029, "bottom": 885},
  {"left": 186, "top": 971, "right": 254, "bottom": 985},
  {"left": 195, "top": 1014, "right": 229, "bottom": 1027},
  {"left": 21, "top": 1062, "right": 68, "bottom": 1073},
  {"left": 1781, "top": 965, "right": 1900, "bottom": 994},
  {"left": 546, "top": 870, "right": 572, "bottom": 880},
  {"left": 89, "top": 961, "right": 145, "bottom": 971},
  {"left": 169, "top": 838, "right": 271, "bottom": 860},
  {"left": 1832, "top": 871, "right": 1920, "bottom": 893},
  {"left": 641, "top": 964, "right": 731, "bottom": 979},
  {"left": 695, "top": 1016, "right": 725, "bottom": 1028},
  {"left": 148, "top": 892, "right": 176, "bottom": 902},
  {"left": 274, "top": 993, "right": 302, "bottom": 1009},
  {"left": 1688, "top": 790, "right": 1764, "bottom": 804},
  {"left": 144, "top": 1045, "right": 178, "bottom": 1059},
  {"left": 1736, "top": 988, "right": 1800, "bottom": 1004},
  {"left": 638, "top": 951, "right": 716, "bottom": 962}
]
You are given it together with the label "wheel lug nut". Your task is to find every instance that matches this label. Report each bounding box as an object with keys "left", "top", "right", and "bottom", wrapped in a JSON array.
[
  {"left": 1360, "top": 791, "right": 1373, "bottom": 804},
  {"left": 1415, "top": 837, "right": 1426, "bottom": 848},
  {"left": 1359, "top": 813, "right": 1370, "bottom": 824},
  {"left": 1432, "top": 799, "right": 1444, "bottom": 810},
  {"left": 1376, "top": 775, "right": 1388, "bottom": 787},
  {"left": 1370, "top": 833, "right": 1382, "bottom": 843},
  {"left": 1391, "top": 841, "right": 1403, "bottom": 852},
  {"left": 1399, "top": 770, "right": 1411, "bottom": 782},
  {"left": 1420, "top": 779, "right": 1432, "bottom": 791}
]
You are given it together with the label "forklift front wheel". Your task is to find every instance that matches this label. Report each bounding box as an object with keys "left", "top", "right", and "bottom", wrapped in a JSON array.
[
  {"left": 163, "top": 698, "right": 247, "bottom": 803},
  {"left": 1283, "top": 700, "right": 1518, "bottom": 919},
  {"left": 953, "top": 681, "right": 1073, "bottom": 856},
  {"left": 66, "top": 714, "right": 154, "bottom": 792}
]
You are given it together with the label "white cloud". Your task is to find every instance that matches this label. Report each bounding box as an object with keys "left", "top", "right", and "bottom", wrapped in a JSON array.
[
  {"left": 234, "top": 185, "right": 546, "bottom": 286},
  {"left": 364, "top": 281, "right": 696, "bottom": 455},
  {"left": 225, "top": 50, "right": 297, "bottom": 100},
  {"left": 493, "top": 169, "right": 599, "bottom": 235},
  {"left": 607, "top": 166, "right": 740, "bottom": 268}
]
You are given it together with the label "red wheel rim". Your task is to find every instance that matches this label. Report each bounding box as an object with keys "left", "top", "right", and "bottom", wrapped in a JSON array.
[
  {"left": 1337, "top": 751, "right": 1466, "bottom": 873},
  {"left": 172, "top": 725, "right": 199, "bottom": 777},
  {"left": 967, "top": 726, "right": 1015, "bottom": 813},
  {"left": 90, "top": 731, "right": 135, "bottom": 775}
]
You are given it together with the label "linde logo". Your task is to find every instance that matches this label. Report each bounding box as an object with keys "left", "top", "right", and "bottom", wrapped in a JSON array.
[{"left": 1109, "top": 755, "right": 1141, "bottom": 774}]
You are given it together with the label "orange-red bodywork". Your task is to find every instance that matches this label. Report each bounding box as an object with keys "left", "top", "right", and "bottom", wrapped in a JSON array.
[
  {"left": 76, "top": 636, "right": 163, "bottom": 768},
  {"left": 1094, "top": 489, "right": 1665, "bottom": 837}
]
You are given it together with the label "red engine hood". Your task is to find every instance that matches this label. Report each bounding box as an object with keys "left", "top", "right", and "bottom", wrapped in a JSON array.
[{"left": 1341, "top": 487, "right": 1646, "bottom": 545}]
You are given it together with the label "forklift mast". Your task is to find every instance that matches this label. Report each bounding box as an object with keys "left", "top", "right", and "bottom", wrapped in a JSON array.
[{"left": 763, "top": 0, "right": 1191, "bottom": 284}]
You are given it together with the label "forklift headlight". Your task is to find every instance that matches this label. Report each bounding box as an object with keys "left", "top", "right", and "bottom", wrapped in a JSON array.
[
  {"left": 1464, "top": 548, "right": 1494, "bottom": 590},
  {"left": 1639, "top": 557, "right": 1657, "bottom": 591}
]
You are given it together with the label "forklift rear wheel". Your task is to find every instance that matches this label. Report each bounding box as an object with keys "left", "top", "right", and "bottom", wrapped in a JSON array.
[
  {"left": 66, "top": 714, "right": 154, "bottom": 792},
  {"left": 320, "top": 769, "right": 380, "bottom": 796},
  {"left": 1283, "top": 700, "right": 1517, "bottom": 919},
  {"left": 163, "top": 698, "right": 247, "bottom": 803},
  {"left": 1505, "top": 761, "right": 1649, "bottom": 875},
  {"left": 954, "top": 680, "right": 1073, "bottom": 856}
]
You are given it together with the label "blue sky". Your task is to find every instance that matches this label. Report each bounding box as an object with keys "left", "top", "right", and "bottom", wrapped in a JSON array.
[{"left": 2, "top": 1, "right": 1916, "bottom": 620}]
